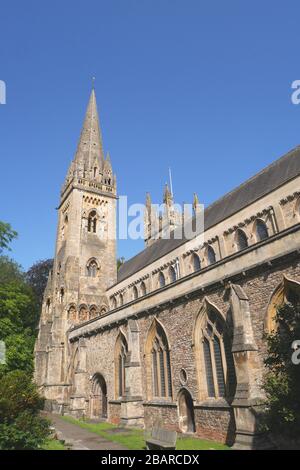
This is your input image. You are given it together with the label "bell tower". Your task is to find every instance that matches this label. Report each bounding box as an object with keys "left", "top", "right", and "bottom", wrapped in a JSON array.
[{"left": 34, "top": 88, "right": 117, "bottom": 412}]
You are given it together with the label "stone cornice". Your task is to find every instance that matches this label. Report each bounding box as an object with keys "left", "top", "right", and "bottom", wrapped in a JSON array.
[
  {"left": 68, "top": 223, "right": 300, "bottom": 342},
  {"left": 223, "top": 206, "right": 273, "bottom": 235},
  {"left": 280, "top": 190, "right": 300, "bottom": 205}
]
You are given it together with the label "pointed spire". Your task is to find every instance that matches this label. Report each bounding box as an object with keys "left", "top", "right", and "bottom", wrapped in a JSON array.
[
  {"left": 74, "top": 88, "right": 104, "bottom": 170},
  {"left": 146, "top": 192, "right": 151, "bottom": 209},
  {"left": 193, "top": 192, "right": 201, "bottom": 214},
  {"left": 163, "top": 183, "right": 173, "bottom": 206}
]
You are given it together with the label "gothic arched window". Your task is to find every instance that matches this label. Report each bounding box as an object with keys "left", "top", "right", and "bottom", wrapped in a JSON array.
[
  {"left": 119, "top": 293, "right": 124, "bottom": 306},
  {"left": 236, "top": 229, "right": 248, "bottom": 251},
  {"left": 255, "top": 219, "right": 269, "bottom": 242},
  {"left": 169, "top": 266, "right": 177, "bottom": 283},
  {"left": 68, "top": 305, "right": 77, "bottom": 322},
  {"left": 112, "top": 297, "right": 117, "bottom": 310},
  {"left": 193, "top": 253, "right": 201, "bottom": 272},
  {"left": 140, "top": 281, "right": 147, "bottom": 297},
  {"left": 59, "top": 288, "right": 64, "bottom": 304},
  {"left": 79, "top": 305, "right": 88, "bottom": 322},
  {"left": 46, "top": 298, "right": 51, "bottom": 314},
  {"left": 207, "top": 245, "right": 216, "bottom": 265},
  {"left": 89, "top": 305, "right": 98, "bottom": 319},
  {"left": 195, "top": 303, "right": 236, "bottom": 400},
  {"left": 133, "top": 285, "right": 139, "bottom": 300},
  {"left": 159, "top": 271, "right": 166, "bottom": 288},
  {"left": 146, "top": 321, "right": 172, "bottom": 399},
  {"left": 88, "top": 210, "right": 97, "bottom": 233},
  {"left": 87, "top": 259, "right": 98, "bottom": 277},
  {"left": 115, "top": 333, "right": 128, "bottom": 398}
]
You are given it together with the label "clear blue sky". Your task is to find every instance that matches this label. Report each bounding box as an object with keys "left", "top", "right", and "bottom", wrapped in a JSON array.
[{"left": 1, "top": 0, "right": 300, "bottom": 269}]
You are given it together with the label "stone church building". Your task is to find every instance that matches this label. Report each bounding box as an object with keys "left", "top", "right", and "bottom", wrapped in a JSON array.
[{"left": 35, "top": 88, "right": 300, "bottom": 449}]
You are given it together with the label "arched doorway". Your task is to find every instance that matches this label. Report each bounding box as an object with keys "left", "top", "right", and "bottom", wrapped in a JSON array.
[
  {"left": 178, "top": 389, "right": 195, "bottom": 433},
  {"left": 90, "top": 373, "right": 107, "bottom": 419}
]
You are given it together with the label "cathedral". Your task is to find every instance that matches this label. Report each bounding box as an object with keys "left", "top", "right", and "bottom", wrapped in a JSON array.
[{"left": 34, "top": 88, "right": 300, "bottom": 449}]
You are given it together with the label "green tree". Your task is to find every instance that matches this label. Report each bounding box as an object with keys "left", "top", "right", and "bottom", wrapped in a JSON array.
[
  {"left": 0, "top": 371, "right": 49, "bottom": 449},
  {"left": 117, "top": 257, "right": 125, "bottom": 270},
  {"left": 25, "top": 258, "right": 53, "bottom": 309},
  {"left": 0, "top": 222, "right": 17, "bottom": 253},
  {"left": 263, "top": 301, "right": 300, "bottom": 445}
]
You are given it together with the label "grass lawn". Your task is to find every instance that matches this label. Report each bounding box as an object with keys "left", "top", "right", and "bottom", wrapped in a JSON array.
[
  {"left": 41, "top": 438, "right": 66, "bottom": 450},
  {"left": 61, "top": 416, "right": 229, "bottom": 450}
]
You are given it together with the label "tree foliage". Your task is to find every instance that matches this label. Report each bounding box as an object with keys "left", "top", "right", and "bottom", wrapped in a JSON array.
[
  {"left": 117, "top": 257, "right": 125, "bottom": 270},
  {"left": 263, "top": 301, "right": 300, "bottom": 444},
  {"left": 0, "top": 221, "right": 50, "bottom": 449},
  {"left": 0, "top": 371, "right": 50, "bottom": 449},
  {"left": 0, "top": 222, "right": 17, "bottom": 253},
  {"left": 25, "top": 258, "right": 53, "bottom": 308}
]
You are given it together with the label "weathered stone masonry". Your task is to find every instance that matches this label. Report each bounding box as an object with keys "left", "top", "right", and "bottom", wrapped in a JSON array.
[{"left": 35, "top": 88, "right": 300, "bottom": 449}]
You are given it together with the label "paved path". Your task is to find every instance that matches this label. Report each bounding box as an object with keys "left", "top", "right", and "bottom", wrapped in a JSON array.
[{"left": 47, "top": 413, "right": 127, "bottom": 450}]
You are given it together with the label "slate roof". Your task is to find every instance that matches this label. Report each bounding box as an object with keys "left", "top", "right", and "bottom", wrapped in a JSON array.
[{"left": 117, "top": 146, "right": 300, "bottom": 283}]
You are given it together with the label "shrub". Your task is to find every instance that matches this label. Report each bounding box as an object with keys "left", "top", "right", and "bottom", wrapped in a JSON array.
[{"left": 263, "top": 302, "right": 300, "bottom": 445}]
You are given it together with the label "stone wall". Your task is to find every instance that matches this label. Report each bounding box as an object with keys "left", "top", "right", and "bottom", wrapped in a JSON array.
[{"left": 67, "top": 253, "right": 300, "bottom": 445}]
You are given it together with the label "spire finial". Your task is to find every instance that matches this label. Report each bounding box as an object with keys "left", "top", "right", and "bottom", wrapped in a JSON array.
[{"left": 92, "top": 76, "right": 96, "bottom": 89}]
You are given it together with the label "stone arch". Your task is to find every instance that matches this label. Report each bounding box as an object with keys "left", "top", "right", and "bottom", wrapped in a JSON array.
[
  {"left": 144, "top": 318, "right": 172, "bottom": 400},
  {"left": 193, "top": 298, "right": 236, "bottom": 401},
  {"left": 206, "top": 245, "right": 216, "bottom": 265},
  {"left": 114, "top": 330, "right": 128, "bottom": 399},
  {"left": 192, "top": 252, "right": 201, "bottom": 272},
  {"left": 90, "top": 373, "right": 108, "bottom": 419},
  {"left": 265, "top": 276, "right": 300, "bottom": 333},
  {"left": 177, "top": 388, "right": 196, "bottom": 433},
  {"left": 86, "top": 258, "right": 99, "bottom": 277},
  {"left": 253, "top": 218, "right": 269, "bottom": 242},
  {"left": 67, "top": 303, "right": 77, "bottom": 322},
  {"left": 140, "top": 281, "right": 147, "bottom": 297},
  {"left": 89, "top": 304, "right": 98, "bottom": 319},
  {"left": 99, "top": 305, "right": 108, "bottom": 315},
  {"left": 87, "top": 209, "right": 98, "bottom": 233},
  {"left": 158, "top": 271, "right": 166, "bottom": 288},
  {"left": 169, "top": 265, "right": 177, "bottom": 283},
  {"left": 294, "top": 196, "right": 300, "bottom": 220},
  {"left": 78, "top": 304, "right": 89, "bottom": 322},
  {"left": 133, "top": 285, "right": 139, "bottom": 300},
  {"left": 235, "top": 228, "right": 248, "bottom": 251},
  {"left": 111, "top": 296, "right": 117, "bottom": 310}
]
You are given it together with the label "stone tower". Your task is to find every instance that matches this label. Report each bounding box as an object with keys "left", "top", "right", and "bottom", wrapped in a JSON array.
[{"left": 34, "top": 88, "right": 117, "bottom": 412}]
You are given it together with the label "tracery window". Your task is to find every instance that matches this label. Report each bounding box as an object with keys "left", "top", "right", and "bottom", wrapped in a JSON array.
[
  {"left": 87, "top": 259, "right": 98, "bottom": 277},
  {"left": 88, "top": 210, "right": 97, "bottom": 233},
  {"left": 195, "top": 303, "right": 236, "bottom": 400},
  {"left": 115, "top": 333, "right": 128, "bottom": 398},
  {"left": 147, "top": 321, "right": 172, "bottom": 399}
]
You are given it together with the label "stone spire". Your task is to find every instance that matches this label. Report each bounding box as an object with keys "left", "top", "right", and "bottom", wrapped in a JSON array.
[
  {"left": 163, "top": 183, "right": 173, "bottom": 206},
  {"left": 193, "top": 192, "right": 201, "bottom": 214},
  {"left": 74, "top": 88, "right": 104, "bottom": 171},
  {"left": 62, "top": 88, "right": 116, "bottom": 196}
]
